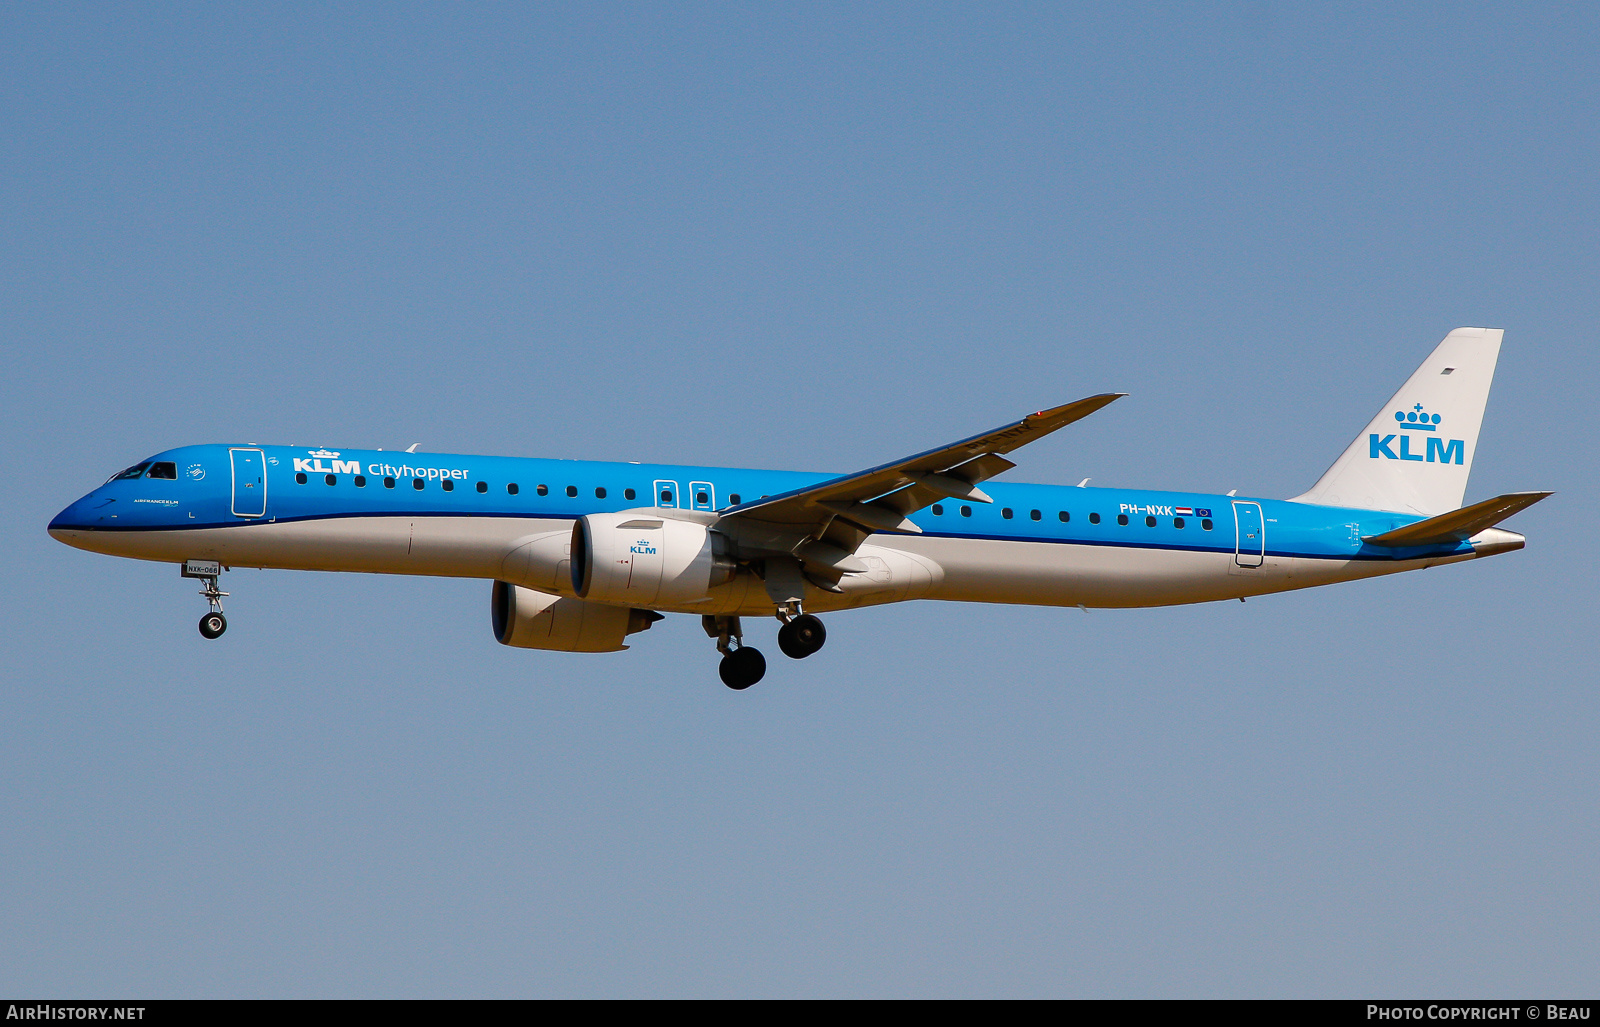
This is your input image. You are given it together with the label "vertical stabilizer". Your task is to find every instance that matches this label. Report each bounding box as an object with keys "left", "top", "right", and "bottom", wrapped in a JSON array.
[{"left": 1290, "top": 328, "right": 1503, "bottom": 516}]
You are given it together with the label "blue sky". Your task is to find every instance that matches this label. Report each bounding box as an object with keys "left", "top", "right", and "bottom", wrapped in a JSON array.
[{"left": 2, "top": 3, "right": 1595, "bottom": 997}]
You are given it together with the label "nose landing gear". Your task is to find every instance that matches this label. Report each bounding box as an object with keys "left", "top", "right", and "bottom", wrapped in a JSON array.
[
  {"left": 182, "top": 560, "right": 229, "bottom": 640},
  {"left": 704, "top": 615, "right": 766, "bottom": 690}
]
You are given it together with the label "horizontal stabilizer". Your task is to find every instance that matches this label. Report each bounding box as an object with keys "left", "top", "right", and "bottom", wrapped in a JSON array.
[{"left": 1363, "top": 491, "right": 1552, "bottom": 547}]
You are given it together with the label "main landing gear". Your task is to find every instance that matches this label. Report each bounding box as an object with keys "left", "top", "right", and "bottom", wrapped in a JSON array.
[
  {"left": 705, "top": 615, "right": 765, "bottom": 690},
  {"left": 181, "top": 560, "right": 229, "bottom": 640},
  {"left": 777, "top": 612, "right": 826, "bottom": 660},
  {"left": 704, "top": 606, "right": 830, "bottom": 690}
]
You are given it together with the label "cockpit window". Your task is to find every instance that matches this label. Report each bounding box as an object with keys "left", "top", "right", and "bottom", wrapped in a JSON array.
[
  {"left": 146, "top": 462, "right": 177, "bottom": 479},
  {"left": 109, "top": 462, "right": 151, "bottom": 482}
]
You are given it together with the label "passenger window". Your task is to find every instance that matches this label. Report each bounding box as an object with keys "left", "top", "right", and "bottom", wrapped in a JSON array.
[
  {"left": 384, "top": 477, "right": 396, "bottom": 489},
  {"left": 729, "top": 493, "right": 740, "bottom": 505},
  {"left": 566, "top": 485, "right": 577, "bottom": 498},
  {"left": 413, "top": 478, "right": 425, "bottom": 490},
  {"left": 1058, "top": 511, "right": 1069, "bottom": 522},
  {"left": 1117, "top": 514, "right": 1129, "bottom": 525},
  {"left": 696, "top": 491, "right": 709, "bottom": 504},
  {"left": 476, "top": 481, "right": 487, "bottom": 493},
  {"left": 326, "top": 474, "right": 337, "bottom": 486},
  {"left": 146, "top": 462, "right": 177, "bottom": 479},
  {"left": 660, "top": 489, "right": 673, "bottom": 504},
  {"left": 1201, "top": 518, "right": 1213, "bottom": 530},
  {"left": 442, "top": 479, "right": 454, "bottom": 492},
  {"left": 296, "top": 472, "right": 307, "bottom": 485},
  {"left": 113, "top": 462, "right": 151, "bottom": 481},
  {"left": 625, "top": 488, "right": 637, "bottom": 501},
  {"left": 1145, "top": 515, "right": 1156, "bottom": 527},
  {"left": 931, "top": 504, "right": 943, "bottom": 516},
  {"left": 1002, "top": 508, "right": 1013, "bottom": 519},
  {"left": 596, "top": 487, "right": 607, "bottom": 499},
  {"left": 1174, "top": 517, "right": 1184, "bottom": 528},
  {"left": 1089, "top": 513, "right": 1101, "bottom": 524},
  {"left": 508, "top": 483, "right": 520, "bottom": 496},
  {"left": 535, "top": 484, "right": 546, "bottom": 496},
  {"left": 355, "top": 475, "right": 367, "bottom": 487},
  {"left": 960, "top": 506, "right": 972, "bottom": 517},
  {"left": 1030, "top": 510, "right": 1041, "bottom": 521}
]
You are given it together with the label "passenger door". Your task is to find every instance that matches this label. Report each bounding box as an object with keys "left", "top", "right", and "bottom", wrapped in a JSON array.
[
  {"left": 230, "top": 448, "right": 267, "bottom": 518},
  {"left": 1232, "top": 501, "right": 1264, "bottom": 567}
]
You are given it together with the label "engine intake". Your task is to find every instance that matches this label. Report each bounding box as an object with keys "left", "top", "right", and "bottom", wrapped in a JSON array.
[{"left": 571, "top": 513, "right": 736, "bottom": 607}]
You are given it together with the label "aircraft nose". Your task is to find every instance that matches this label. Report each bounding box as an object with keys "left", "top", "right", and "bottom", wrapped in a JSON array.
[{"left": 48, "top": 494, "right": 100, "bottom": 539}]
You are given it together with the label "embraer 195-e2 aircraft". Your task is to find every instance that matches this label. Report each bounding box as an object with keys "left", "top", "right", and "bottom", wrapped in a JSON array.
[{"left": 50, "top": 328, "right": 1549, "bottom": 689}]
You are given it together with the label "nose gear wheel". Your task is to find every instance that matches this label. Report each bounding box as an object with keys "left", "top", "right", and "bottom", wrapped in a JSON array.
[{"left": 181, "top": 561, "right": 230, "bottom": 640}]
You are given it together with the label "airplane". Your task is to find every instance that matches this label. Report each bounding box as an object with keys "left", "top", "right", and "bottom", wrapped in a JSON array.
[{"left": 48, "top": 327, "right": 1550, "bottom": 689}]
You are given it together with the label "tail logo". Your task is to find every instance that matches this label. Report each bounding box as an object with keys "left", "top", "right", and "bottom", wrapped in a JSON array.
[
  {"left": 1371, "top": 404, "right": 1463, "bottom": 464},
  {"left": 1394, "top": 403, "right": 1442, "bottom": 431}
]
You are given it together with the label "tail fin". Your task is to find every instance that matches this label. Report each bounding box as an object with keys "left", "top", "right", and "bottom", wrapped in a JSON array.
[{"left": 1290, "top": 327, "right": 1503, "bottom": 516}]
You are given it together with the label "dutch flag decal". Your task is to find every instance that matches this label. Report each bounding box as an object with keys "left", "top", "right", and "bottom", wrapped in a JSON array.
[{"left": 1175, "top": 506, "right": 1194, "bottom": 516}]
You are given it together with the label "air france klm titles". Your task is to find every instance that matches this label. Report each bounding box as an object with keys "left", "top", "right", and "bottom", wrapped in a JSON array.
[
  {"left": 1370, "top": 404, "right": 1465, "bottom": 465},
  {"left": 291, "top": 450, "right": 473, "bottom": 481}
]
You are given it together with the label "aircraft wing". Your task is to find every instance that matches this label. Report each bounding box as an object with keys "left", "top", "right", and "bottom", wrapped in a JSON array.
[{"left": 716, "top": 393, "right": 1124, "bottom": 587}]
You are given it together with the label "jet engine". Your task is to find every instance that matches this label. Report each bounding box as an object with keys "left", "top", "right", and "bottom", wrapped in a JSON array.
[
  {"left": 491, "top": 580, "right": 661, "bottom": 652},
  {"left": 571, "top": 512, "right": 736, "bottom": 607}
]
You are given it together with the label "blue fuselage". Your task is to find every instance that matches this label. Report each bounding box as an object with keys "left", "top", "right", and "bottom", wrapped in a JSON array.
[{"left": 50, "top": 443, "right": 1470, "bottom": 567}]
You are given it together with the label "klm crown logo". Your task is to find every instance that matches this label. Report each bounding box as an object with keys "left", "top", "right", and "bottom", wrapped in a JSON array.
[
  {"left": 1371, "top": 402, "right": 1463, "bottom": 464},
  {"left": 1394, "top": 404, "right": 1442, "bottom": 431},
  {"left": 294, "top": 448, "right": 360, "bottom": 475}
]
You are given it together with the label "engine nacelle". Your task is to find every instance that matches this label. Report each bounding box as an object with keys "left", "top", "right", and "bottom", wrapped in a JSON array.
[
  {"left": 491, "top": 580, "right": 660, "bottom": 652},
  {"left": 571, "top": 512, "right": 736, "bottom": 607}
]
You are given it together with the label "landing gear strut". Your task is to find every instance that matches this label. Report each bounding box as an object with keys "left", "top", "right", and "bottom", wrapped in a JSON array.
[
  {"left": 182, "top": 560, "right": 229, "bottom": 640},
  {"left": 775, "top": 602, "right": 826, "bottom": 660},
  {"left": 704, "top": 615, "right": 766, "bottom": 690}
]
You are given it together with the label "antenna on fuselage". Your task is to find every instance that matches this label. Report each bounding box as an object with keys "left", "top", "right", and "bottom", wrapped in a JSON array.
[
  {"left": 405, "top": 443, "right": 420, "bottom": 453},
  {"left": 1076, "top": 478, "right": 1090, "bottom": 487}
]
